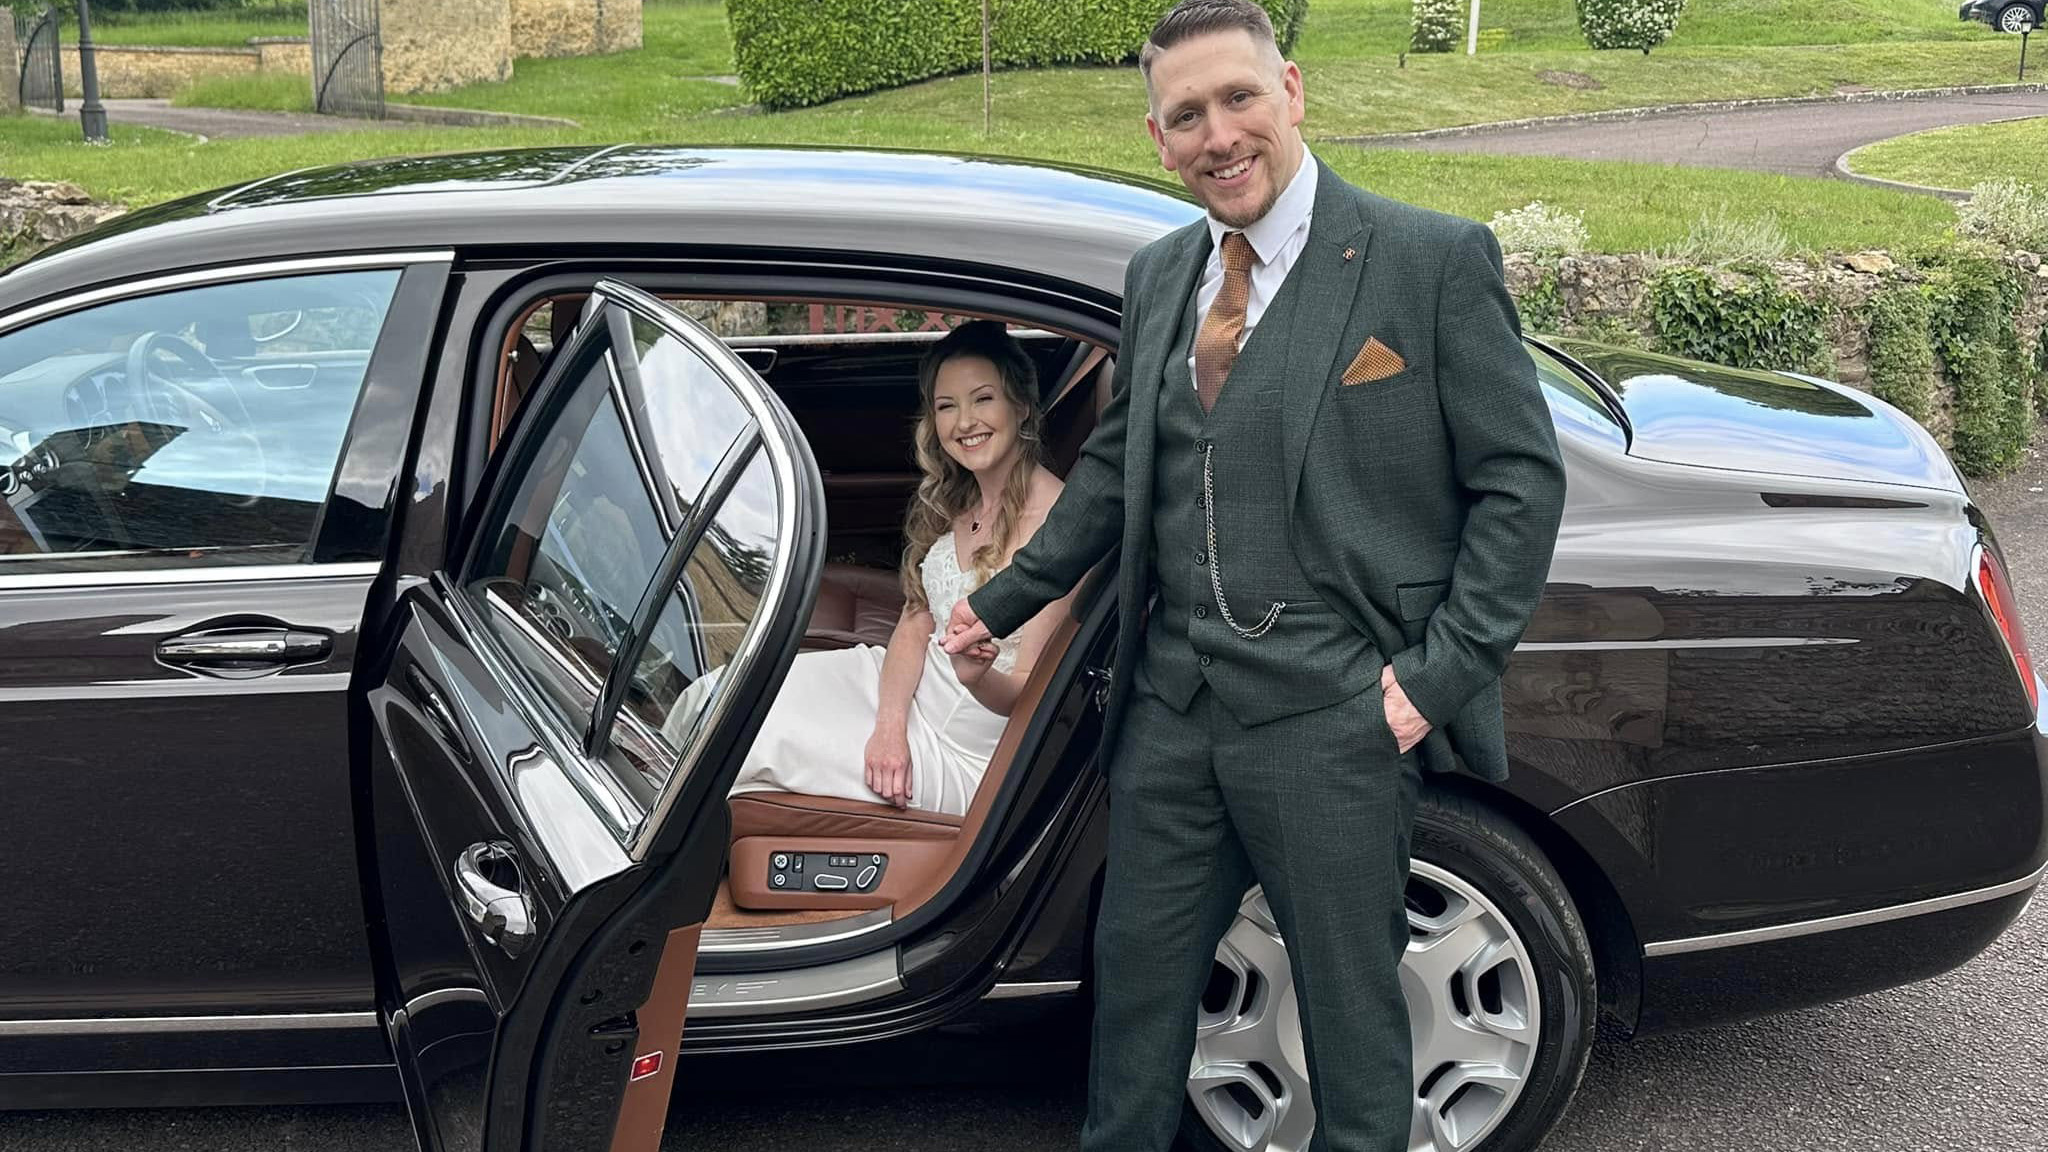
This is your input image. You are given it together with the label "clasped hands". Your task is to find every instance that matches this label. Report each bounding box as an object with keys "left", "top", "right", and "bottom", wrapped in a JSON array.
[{"left": 945, "top": 601, "right": 1430, "bottom": 754}]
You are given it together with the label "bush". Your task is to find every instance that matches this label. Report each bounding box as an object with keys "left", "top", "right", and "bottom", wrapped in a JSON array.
[
  {"left": 1576, "top": 0, "right": 1687, "bottom": 54},
  {"left": 1956, "top": 179, "right": 2048, "bottom": 253},
  {"left": 1916, "top": 243, "right": 2033, "bottom": 473},
  {"left": 1488, "top": 200, "right": 1588, "bottom": 257},
  {"left": 1646, "top": 263, "right": 1831, "bottom": 375},
  {"left": 1864, "top": 285, "right": 1937, "bottom": 425},
  {"left": 1665, "top": 205, "right": 1789, "bottom": 264},
  {"left": 730, "top": 0, "right": 1309, "bottom": 110},
  {"left": 1410, "top": 0, "right": 1460, "bottom": 53}
]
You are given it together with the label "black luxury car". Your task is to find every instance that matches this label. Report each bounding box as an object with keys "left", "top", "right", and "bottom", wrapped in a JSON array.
[
  {"left": 1961, "top": 0, "right": 2043, "bottom": 33},
  {"left": 0, "top": 147, "right": 2041, "bottom": 1152}
]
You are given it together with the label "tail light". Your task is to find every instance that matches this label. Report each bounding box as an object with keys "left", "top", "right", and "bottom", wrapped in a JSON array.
[{"left": 1974, "top": 544, "right": 2037, "bottom": 712}]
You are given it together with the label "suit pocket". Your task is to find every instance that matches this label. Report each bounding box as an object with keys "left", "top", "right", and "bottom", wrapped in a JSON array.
[{"left": 1397, "top": 580, "right": 1449, "bottom": 622}]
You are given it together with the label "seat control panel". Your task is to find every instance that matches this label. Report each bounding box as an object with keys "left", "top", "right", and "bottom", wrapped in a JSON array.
[{"left": 769, "top": 851, "right": 888, "bottom": 894}]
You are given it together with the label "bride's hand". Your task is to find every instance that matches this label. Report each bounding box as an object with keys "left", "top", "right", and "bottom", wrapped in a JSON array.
[
  {"left": 947, "top": 638, "right": 999, "bottom": 687},
  {"left": 864, "top": 725, "right": 914, "bottom": 808}
]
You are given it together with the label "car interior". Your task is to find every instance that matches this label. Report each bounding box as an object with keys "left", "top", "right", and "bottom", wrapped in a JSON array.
[{"left": 488, "top": 290, "right": 1115, "bottom": 935}]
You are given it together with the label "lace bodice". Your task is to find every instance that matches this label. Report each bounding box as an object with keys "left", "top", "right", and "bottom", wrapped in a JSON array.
[{"left": 921, "top": 535, "right": 1021, "bottom": 674}]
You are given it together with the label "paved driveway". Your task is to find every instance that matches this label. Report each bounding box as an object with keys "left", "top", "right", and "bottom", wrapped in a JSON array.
[{"left": 1347, "top": 89, "right": 2048, "bottom": 184}]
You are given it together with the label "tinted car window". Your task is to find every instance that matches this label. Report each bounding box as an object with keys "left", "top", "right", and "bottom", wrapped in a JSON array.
[
  {"left": 467, "top": 305, "right": 768, "bottom": 814},
  {"left": 0, "top": 270, "right": 399, "bottom": 570}
]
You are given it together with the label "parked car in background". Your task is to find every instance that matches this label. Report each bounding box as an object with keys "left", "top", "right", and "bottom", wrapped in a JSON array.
[
  {"left": 1961, "top": 0, "right": 2043, "bottom": 33},
  {"left": 0, "top": 146, "right": 2042, "bottom": 1152}
]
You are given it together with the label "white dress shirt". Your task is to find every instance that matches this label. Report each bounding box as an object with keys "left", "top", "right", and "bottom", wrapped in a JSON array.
[{"left": 1187, "top": 152, "right": 1318, "bottom": 387}]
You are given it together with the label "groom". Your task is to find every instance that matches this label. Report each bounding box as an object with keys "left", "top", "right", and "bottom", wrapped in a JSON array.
[{"left": 945, "top": 0, "right": 1564, "bottom": 1146}]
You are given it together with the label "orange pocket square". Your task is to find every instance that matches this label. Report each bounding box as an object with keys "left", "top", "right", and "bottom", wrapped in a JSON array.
[{"left": 1340, "top": 337, "right": 1407, "bottom": 385}]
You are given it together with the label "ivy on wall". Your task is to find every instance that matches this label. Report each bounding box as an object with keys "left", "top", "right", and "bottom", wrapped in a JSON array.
[
  {"left": 1918, "top": 245, "right": 2033, "bottom": 475},
  {"left": 1644, "top": 264, "right": 1832, "bottom": 377},
  {"left": 1863, "top": 284, "right": 1938, "bottom": 425}
]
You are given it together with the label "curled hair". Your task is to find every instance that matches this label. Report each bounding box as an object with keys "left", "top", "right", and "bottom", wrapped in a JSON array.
[{"left": 901, "top": 320, "right": 1046, "bottom": 611}]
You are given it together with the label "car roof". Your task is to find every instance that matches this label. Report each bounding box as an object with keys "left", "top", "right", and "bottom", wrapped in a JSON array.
[{"left": 0, "top": 145, "right": 1204, "bottom": 311}]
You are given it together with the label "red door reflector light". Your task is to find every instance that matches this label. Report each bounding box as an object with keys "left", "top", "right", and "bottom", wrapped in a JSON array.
[
  {"left": 629, "top": 1051, "right": 663, "bottom": 1082},
  {"left": 1975, "top": 546, "right": 2038, "bottom": 712}
]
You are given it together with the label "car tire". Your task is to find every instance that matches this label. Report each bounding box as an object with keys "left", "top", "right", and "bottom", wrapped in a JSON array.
[
  {"left": 1997, "top": 2, "right": 2039, "bottom": 32},
  {"left": 1177, "top": 788, "right": 1598, "bottom": 1152}
]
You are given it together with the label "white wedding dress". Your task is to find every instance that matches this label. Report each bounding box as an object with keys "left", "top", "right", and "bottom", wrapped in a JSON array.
[{"left": 725, "top": 536, "right": 1020, "bottom": 816}]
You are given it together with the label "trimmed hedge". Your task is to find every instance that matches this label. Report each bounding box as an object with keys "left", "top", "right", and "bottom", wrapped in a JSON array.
[{"left": 730, "top": 0, "right": 1309, "bottom": 110}]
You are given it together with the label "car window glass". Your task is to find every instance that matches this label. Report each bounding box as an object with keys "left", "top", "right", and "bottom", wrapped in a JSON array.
[
  {"left": 0, "top": 270, "right": 399, "bottom": 570},
  {"left": 467, "top": 304, "right": 771, "bottom": 822},
  {"left": 1532, "top": 347, "right": 1626, "bottom": 451}
]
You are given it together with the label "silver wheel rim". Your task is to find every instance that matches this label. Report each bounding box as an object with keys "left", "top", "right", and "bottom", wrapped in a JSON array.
[
  {"left": 2001, "top": 6, "right": 2037, "bottom": 32},
  {"left": 1187, "top": 861, "right": 1542, "bottom": 1152}
]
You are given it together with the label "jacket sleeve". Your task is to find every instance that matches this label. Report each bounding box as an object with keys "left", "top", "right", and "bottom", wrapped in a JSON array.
[
  {"left": 968, "top": 262, "right": 1143, "bottom": 639},
  {"left": 1390, "top": 223, "right": 1565, "bottom": 728}
]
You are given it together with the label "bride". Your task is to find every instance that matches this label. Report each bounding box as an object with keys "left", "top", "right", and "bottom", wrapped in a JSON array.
[{"left": 727, "top": 320, "right": 1070, "bottom": 815}]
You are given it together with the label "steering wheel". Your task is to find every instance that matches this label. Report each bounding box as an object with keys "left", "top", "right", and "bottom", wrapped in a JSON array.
[{"left": 123, "top": 331, "right": 268, "bottom": 506}]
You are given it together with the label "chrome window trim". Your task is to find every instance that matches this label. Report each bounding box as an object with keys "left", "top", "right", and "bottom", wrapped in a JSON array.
[
  {"left": 0, "top": 250, "right": 455, "bottom": 336},
  {"left": 0, "top": 1010, "right": 379, "bottom": 1036},
  {"left": 0, "top": 560, "right": 380, "bottom": 593},
  {"left": 594, "top": 280, "right": 809, "bottom": 864},
  {"left": 1642, "top": 860, "right": 2048, "bottom": 958}
]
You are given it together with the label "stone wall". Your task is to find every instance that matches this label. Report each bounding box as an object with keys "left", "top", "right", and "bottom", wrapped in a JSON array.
[
  {"left": 59, "top": 44, "right": 262, "bottom": 99},
  {"left": 0, "top": 21, "right": 18, "bottom": 115},
  {"left": 510, "top": 0, "right": 642, "bottom": 58},
  {"left": 380, "top": 0, "right": 513, "bottom": 94},
  {"left": 0, "top": 180, "right": 126, "bottom": 267},
  {"left": 253, "top": 37, "right": 313, "bottom": 76},
  {"left": 1502, "top": 249, "right": 2048, "bottom": 446}
]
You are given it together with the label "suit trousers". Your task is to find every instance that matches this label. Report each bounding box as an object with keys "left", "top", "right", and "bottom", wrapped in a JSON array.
[{"left": 1081, "top": 674, "right": 1421, "bottom": 1152}]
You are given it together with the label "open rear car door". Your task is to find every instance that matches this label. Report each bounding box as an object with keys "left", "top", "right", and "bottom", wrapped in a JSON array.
[{"left": 364, "top": 279, "right": 823, "bottom": 1151}]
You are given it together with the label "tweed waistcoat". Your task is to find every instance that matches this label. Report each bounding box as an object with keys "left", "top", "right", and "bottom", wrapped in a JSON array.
[{"left": 1140, "top": 277, "right": 1382, "bottom": 720}]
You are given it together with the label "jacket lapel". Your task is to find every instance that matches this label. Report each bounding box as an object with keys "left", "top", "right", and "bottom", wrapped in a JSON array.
[{"left": 1280, "top": 160, "right": 1372, "bottom": 512}]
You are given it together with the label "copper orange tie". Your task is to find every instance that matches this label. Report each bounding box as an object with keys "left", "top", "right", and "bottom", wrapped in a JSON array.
[{"left": 1194, "top": 231, "right": 1254, "bottom": 413}]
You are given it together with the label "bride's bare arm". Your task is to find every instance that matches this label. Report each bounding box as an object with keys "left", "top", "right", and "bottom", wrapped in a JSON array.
[{"left": 867, "top": 605, "right": 936, "bottom": 806}]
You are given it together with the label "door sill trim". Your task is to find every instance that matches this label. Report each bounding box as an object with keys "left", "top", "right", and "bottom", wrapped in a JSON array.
[
  {"left": 699, "top": 906, "right": 892, "bottom": 955},
  {"left": 686, "top": 949, "right": 900, "bottom": 1019}
]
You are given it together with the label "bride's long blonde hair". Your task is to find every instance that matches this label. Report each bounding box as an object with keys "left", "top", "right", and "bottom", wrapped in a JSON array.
[{"left": 901, "top": 320, "right": 1046, "bottom": 611}]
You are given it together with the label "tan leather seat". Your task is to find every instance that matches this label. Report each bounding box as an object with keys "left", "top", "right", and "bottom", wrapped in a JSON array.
[{"left": 805, "top": 561, "right": 905, "bottom": 650}]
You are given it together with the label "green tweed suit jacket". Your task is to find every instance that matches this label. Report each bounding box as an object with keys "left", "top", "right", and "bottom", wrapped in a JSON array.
[{"left": 970, "top": 156, "right": 1565, "bottom": 783}]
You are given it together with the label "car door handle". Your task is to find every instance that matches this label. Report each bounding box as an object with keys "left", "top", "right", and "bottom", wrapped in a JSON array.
[
  {"left": 156, "top": 625, "right": 331, "bottom": 676},
  {"left": 455, "top": 841, "right": 536, "bottom": 959}
]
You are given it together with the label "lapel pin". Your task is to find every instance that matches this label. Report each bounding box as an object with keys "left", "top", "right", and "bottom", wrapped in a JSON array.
[{"left": 1343, "top": 247, "right": 1357, "bottom": 261}]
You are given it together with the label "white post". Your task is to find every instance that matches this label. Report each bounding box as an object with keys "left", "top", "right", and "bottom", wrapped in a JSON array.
[{"left": 1467, "top": 0, "right": 1481, "bottom": 55}]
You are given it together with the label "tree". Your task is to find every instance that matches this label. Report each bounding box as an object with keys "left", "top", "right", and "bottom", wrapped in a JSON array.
[{"left": 1576, "top": 0, "right": 1688, "bottom": 55}]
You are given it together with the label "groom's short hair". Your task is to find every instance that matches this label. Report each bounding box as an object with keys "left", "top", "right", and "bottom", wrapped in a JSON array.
[{"left": 1139, "top": 0, "right": 1281, "bottom": 82}]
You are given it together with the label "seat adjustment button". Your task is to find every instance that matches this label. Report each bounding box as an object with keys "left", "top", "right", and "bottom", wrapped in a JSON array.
[
  {"left": 856, "top": 865, "right": 878, "bottom": 890},
  {"left": 814, "top": 874, "right": 849, "bottom": 891}
]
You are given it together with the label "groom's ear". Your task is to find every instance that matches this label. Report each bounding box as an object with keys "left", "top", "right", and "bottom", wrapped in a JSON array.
[{"left": 1145, "top": 113, "right": 1175, "bottom": 172}]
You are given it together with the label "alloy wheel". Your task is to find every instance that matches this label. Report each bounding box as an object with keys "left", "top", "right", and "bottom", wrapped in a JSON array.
[
  {"left": 1999, "top": 4, "right": 2039, "bottom": 32},
  {"left": 1187, "top": 861, "right": 1542, "bottom": 1152}
]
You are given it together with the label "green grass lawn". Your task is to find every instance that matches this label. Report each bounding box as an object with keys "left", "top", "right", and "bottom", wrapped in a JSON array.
[
  {"left": 0, "top": 0, "right": 2004, "bottom": 258},
  {"left": 171, "top": 72, "right": 314, "bottom": 114},
  {"left": 1843, "top": 116, "right": 2048, "bottom": 190},
  {"left": 64, "top": 5, "right": 308, "bottom": 49}
]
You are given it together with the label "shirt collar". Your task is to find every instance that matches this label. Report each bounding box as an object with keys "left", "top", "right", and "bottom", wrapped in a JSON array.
[{"left": 1206, "top": 150, "right": 1317, "bottom": 266}]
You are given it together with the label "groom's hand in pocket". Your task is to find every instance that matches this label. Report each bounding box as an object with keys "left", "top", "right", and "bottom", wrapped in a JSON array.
[
  {"left": 865, "top": 725, "right": 914, "bottom": 808},
  {"left": 1380, "top": 663, "right": 1431, "bottom": 754}
]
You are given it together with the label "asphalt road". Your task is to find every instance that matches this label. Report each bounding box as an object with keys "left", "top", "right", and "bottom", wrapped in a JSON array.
[
  {"left": 1351, "top": 89, "right": 2048, "bottom": 184},
  {"left": 7, "top": 457, "right": 2048, "bottom": 1152},
  {"left": 81, "top": 98, "right": 407, "bottom": 140}
]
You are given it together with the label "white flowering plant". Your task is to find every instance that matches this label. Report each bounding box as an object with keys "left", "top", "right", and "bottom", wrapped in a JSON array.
[
  {"left": 1576, "top": 0, "right": 1688, "bottom": 54},
  {"left": 1487, "top": 201, "right": 1590, "bottom": 257},
  {"left": 1410, "top": 0, "right": 1461, "bottom": 53},
  {"left": 1956, "top": 179, "right": 2048, "bottom": 253}
]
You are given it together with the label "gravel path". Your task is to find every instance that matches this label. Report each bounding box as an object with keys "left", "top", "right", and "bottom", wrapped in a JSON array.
[
  {"left": 1347, "top": 89, "right": 2048, "bottom": 185},
  {"left": 86, "top": 97, "right": 409, "bottom": 139}
]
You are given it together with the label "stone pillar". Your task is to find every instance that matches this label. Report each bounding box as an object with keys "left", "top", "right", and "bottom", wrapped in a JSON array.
[
  {"left": 380, "top": 0, "right": 513, "bottom": 95},
  {"left": 510, "top": 0, "right": 642, "bottom": 59},
  {"left": 0, "top": 21, "right": 18, "bottom": 115}
]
